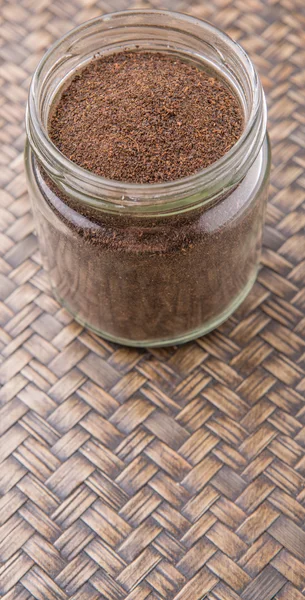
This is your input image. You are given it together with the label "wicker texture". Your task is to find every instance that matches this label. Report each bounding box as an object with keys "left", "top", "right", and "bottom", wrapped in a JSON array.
[{"left": 1, "top": 0, "right": 305, "bottom": 598}]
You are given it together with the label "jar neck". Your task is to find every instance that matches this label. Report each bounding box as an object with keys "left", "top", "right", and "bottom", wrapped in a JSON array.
[{"left": 26, "top": 10, "right": 267, "bottom": 216}]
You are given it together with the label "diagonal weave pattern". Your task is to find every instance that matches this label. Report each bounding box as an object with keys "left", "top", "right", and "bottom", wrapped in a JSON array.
[{"left": 1, "top": 0, "right": 305, "bottom": 599}]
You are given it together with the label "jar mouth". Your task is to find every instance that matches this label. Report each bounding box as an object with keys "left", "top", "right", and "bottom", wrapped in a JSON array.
[{"left": 26, "top": 9, "right": 267, "bottom": 214}]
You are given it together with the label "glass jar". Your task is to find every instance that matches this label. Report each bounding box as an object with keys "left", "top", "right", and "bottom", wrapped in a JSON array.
[{"left": 25, "top": 10, "right": 270, "bottom": 347}]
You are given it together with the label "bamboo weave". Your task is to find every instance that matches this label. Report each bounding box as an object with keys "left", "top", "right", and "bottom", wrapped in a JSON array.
[{"left": 0, "top": 0, "right": 305, "bottom": 599}]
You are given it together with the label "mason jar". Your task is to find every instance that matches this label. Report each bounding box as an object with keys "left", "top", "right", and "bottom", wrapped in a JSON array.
[{"left": 25, "top": 10, "right": 270, "bottom": 347}]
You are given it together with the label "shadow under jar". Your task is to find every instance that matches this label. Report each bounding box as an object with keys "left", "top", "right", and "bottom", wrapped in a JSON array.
[{"left": 25, "top": 10, "right": 270, "bottom": 347}]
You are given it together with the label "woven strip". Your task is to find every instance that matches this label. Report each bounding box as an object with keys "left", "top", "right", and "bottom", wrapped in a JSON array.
[{"left": 0, "top": 0, "right": 305, "bottom": 599}]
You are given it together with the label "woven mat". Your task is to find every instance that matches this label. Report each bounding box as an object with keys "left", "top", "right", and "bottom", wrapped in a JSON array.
[{"left": 1, "top": 0, "right": 305, "bottom": 599}]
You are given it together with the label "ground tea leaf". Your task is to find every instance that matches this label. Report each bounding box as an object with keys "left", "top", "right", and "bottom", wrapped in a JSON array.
[{"left": 49, "top": 51, "right": 244, "bottom": 183}]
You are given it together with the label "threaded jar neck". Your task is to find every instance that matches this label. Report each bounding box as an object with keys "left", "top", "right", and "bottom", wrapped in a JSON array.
[{"left": 26, "top": 9, "right": 267, "bottom": 215}]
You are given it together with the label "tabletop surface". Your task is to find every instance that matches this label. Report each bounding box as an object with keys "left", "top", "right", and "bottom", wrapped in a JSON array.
[{"left": 1, "top": 0, "right": 305, "bottom": 599}]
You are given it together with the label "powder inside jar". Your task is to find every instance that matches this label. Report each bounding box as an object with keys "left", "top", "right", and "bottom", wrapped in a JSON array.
[
  {"left": 35, "top": 50, "right": 266, "bottom": 346},
  {"left": 49, "top": 51, "right": 244, "bottom": 183}
]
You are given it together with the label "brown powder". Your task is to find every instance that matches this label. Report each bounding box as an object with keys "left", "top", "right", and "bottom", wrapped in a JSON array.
[
  {"left": 33, "top": 51, "right": 267, "bottom": 345},
  {"left": 49, "top": 51, "right": 244, "bottom": 183},
  {"left": 34, "top": 157, "right": 267, "bottom": 344}
]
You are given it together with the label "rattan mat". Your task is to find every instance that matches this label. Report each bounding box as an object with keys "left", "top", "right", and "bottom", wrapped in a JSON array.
[{"left": 1, "top": 0, "right": 305, "bottom": 599}]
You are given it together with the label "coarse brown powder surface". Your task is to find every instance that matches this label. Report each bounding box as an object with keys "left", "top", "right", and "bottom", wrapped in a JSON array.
[{"left": 49, "top": 51, "right": 244, "bottom": 184}]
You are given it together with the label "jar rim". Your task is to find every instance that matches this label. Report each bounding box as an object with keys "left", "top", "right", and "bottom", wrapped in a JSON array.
[{"left": 26, "top": 9, "right": 267, "bottom": 213}]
